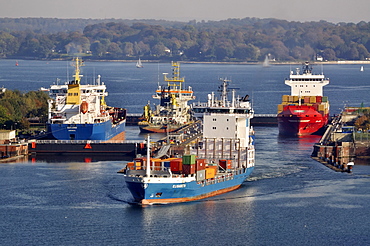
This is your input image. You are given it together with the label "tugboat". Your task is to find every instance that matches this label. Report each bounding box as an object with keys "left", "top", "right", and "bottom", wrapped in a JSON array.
[
  {"left": 138, "top": 62, "right": 195, "bottom": 133},
  {"left": 277, "top": 62, "right": 330, "bottom": 136},
  {"left": 47, "top": 58, "right": 126, "bottom": 141},
  {"left": 122, "top": 78, "right": 255, "bottom": 205}
]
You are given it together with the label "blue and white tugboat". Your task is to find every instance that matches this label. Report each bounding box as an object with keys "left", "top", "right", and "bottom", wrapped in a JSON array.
[{"left": 122, "top": 78, "right": 255, "bottom": 205}]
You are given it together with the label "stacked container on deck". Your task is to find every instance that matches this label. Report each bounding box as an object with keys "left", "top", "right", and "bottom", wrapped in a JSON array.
[
  {"left": 126, "top": 154, "right": 220, "bottom": 180},
  {"left": 277, "top": 95, "right": 329, "bottom": 115},
  {"left": 182, "top": 155, "right": 196, "bottom": 175}
]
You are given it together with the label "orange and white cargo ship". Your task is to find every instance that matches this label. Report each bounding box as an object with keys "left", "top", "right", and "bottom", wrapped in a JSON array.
[
  {"left": 138, "top": 62, "right": 195, "bottom": 133},
  {"left": 277, "top": 62, "right": 330, "bottom": 136}
]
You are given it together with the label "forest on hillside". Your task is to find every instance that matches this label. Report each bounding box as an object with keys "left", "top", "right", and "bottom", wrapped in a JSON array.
[
  {"left": 0, "top": 17, "right": 369, "bottom": 62},
  {"left": 0, "top": 89, "right": 49, "bottom": 131}
]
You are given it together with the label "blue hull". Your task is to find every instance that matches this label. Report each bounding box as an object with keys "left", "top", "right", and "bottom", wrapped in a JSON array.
[
  {"left": 47, "top": 120, "right": 125, "bottom": 141},
  {"left": 125, "top": 167, "right": 254, "bottom": 204}
]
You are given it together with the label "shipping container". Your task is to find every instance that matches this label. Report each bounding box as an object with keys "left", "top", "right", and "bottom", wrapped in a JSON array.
[
  {"left": 153, "top": 161, "right": 162, "bottom": 171},
  {"left": 277, "top": 104, "right": 284, "bottom": 112},
  {"left": 282, "top": 95, "right": 289, "bottom": 102},
  {"left": 196, "top": 169, "right": 206, "bottom": 181},
  {"left": 170, "top": 158, "right": 183, "bottom": 173},
  {"left": 135, "top": 161, "right": 142, "bottom": 170},
  {"left": 316, "top": 96, "right": 322, "bottom": 103},
  {"left": 126, "top": 162, "right": 134, "bottom": 170},
  {"left": 206, "top": 163, "right": 218, "bottom": 170},
  {"left": 318, "top": 104, "right": 325, "bottom": 111},
  {"left": 183, "top": 164, "right": 196, "bottom": 175},
  {"left": 205, "top": 167, "right": 216, "bottom": 179},
  {"left": 182, "top": 155, "right": 196, "bottom": 165},
  {"left": 304, "top": 96, "right": 310, "bottom": 103},
  {"left": 310, "top": 96, "right": 316, "bottom": 103},
  {"left": 322, "top": 96, "right": 328, "bottom": 102},
  {"left": 196, "top": 159, "right": 206, "bottom": 171},
  {"left": 288, "top": 95, "right": 293, "bottom": 102},
  {"left": 293, "top": 96, "right": 299, "bottom": 102},
  {"left": 163, "top": 161, "right": 170, "bottom": 168},
  {"left": 134, "top": 157, "right": 146, "bottom": 164},
  {"left": 219, "top": 159, "right": 232, "bottom": 170}
]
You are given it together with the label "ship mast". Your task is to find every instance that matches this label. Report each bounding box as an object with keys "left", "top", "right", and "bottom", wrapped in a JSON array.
[
  {"left": 164, "top": 61, "right": 185, "bottom": 90},
  {"left": 72, "top": 57, "right": 83, "bottom": 84},
  {"left": 218, "top": 78, "right": 230, "bottom": 107},
  {"left": 66, "top": 57, "right": 84, "bottom": 105},
  {"left": 163, "top": 62, "right": 185, "bottom": 104}
]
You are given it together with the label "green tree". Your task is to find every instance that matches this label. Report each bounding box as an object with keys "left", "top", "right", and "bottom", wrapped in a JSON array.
[
  {"left": 90, "top": 40, "right": 105, "bottom": 57},
  {"left": 0, "top": 31, "right": 19, "bottom": 57}
]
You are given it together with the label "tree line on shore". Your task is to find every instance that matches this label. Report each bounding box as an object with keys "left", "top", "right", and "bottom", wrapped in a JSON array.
[
  {"left": 0, "top": 89, "right": 48, "bottom": 131},
  {"left": 0, "top": 17, "right": 370, "bottom": 62}
]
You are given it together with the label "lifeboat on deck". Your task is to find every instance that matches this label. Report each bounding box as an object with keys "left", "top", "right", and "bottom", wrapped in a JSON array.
[{"left": 80, "top": 101, "right": 88, "bottom": 114}]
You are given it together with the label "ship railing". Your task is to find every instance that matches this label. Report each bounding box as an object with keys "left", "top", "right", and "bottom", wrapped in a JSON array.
[
  {"left": 127, "top": 113, "right": 142, "bottom": 117},
  {"left": 34, "top": 139, "right": 142, "bottom": 144},
  {"left": 254, "top": 114, "right": 277, "bottom": 117}
]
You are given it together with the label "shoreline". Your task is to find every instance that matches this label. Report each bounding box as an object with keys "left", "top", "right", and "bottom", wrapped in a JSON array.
[{"left": 5, "top": 57, "right": 370, "bottom": 65}]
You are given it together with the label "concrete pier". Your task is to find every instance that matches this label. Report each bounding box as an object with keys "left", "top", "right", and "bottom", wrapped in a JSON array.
[{"left": 311, "top": 108, "right": 364, "bottom": 172}]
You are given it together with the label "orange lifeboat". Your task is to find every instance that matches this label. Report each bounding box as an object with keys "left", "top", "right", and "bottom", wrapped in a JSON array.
[{"left": 80, "top": 101, "right": 88, "bottom": 114}]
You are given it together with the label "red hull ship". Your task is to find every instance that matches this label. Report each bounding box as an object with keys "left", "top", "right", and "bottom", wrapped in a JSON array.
[{"left": 278, "top": 62, "right": 330, "bottom": 136}]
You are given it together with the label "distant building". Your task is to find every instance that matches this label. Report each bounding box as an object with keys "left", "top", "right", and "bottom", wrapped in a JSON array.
[{"left": 0, "top": 130, "right": 16, "bottom": 144}]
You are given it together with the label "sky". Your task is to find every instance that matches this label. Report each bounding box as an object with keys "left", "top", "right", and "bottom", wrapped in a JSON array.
[{"left": 1, "top": 0, "right": 369, "bottom": 23}]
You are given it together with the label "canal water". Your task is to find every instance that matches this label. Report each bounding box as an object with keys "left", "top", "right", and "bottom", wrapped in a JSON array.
[{"left": 0, "top": 60, "right": 370, "bottom": 245}]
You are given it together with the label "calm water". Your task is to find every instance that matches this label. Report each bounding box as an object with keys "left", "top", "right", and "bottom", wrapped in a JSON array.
[
  {"left": 1, "top": 59, "right": 370, "bottom": 114},
  {"left": 1, "top": 60, "right": 370, "bottom": 245}
]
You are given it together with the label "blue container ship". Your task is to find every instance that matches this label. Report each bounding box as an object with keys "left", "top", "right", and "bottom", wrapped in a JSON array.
[
  {"left": 122, "top": 78, "right": 255, "bottom": 204},
  {"left": 46, "top": 58, "right": 126, "bottom": 141}
]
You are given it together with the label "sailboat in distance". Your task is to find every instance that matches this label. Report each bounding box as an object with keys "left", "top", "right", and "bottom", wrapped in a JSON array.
[
  {"left": 263, "top": 55, "right": 270, "bottom": 67},
  {"left": 136, "top": 58, "right": 143, "bottom": 68}
]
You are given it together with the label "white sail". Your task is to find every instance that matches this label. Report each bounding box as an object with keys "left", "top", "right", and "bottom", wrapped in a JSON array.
[
  {"left": 136, "top": 58, "right": 143, "bottom": 68},
  {"left": 263, "top": 55, "right": 270, "bottom": 67}
]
